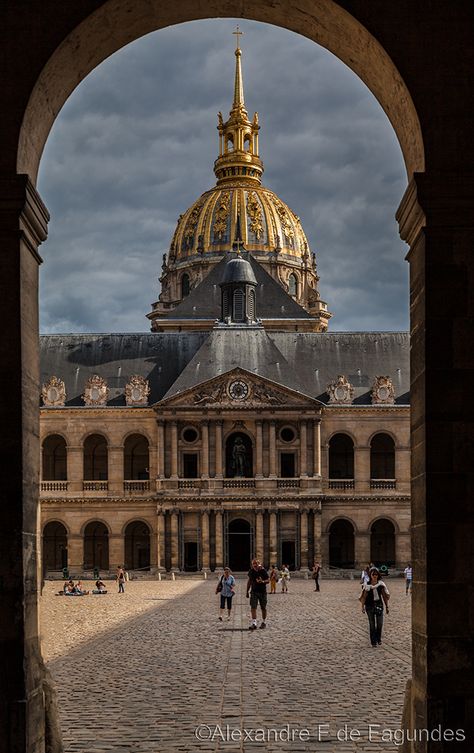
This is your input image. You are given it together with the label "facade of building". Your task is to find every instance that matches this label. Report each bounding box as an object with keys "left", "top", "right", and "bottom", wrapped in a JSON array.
[{"left": 39, "top": 42, "right": 410, "bottom": 575}]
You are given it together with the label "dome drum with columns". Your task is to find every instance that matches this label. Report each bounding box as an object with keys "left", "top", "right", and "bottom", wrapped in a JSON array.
[{"left": 148, "top": 36, "right": 331, "bottom": 331}]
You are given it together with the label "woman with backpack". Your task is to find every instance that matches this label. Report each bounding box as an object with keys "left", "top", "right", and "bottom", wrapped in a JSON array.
[
  {"left": 359, "top": 567, "right": 390, "bottom": 646},
  {"left": 216, "top": 566, "right": 235, "bottom": 621}
]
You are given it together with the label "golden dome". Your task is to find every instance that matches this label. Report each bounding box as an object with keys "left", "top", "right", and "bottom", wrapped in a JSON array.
[
  {"left": 170, "top": 183, "right": 310, "bottom": 261},
  {"left": 169, "top": 30, "right": 310, "bottom": 263}
]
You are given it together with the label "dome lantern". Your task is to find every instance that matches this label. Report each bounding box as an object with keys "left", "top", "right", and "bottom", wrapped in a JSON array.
[{"left": 214, "top": 28, "right": 263, "bottom": 186}]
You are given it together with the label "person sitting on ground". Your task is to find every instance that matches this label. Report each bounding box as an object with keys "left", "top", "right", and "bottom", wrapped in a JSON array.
[
  {"left": 92, "top": 579, "right": 107, "bottom": 594},
  {"left": 74, "top": 580, "right": 89, "bottom": 595}
]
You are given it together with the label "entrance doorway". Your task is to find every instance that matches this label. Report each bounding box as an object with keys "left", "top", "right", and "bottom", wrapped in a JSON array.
[
  {"left": 227, "top": 518, "right": 252, "bottom": 571},
  {"left": 184, "top": 542, "right": 198, "bottom": 571},
  {"left": 370, "top": 519, "right": 396, "bottom": 567},
  {"left": 281, "top": 540, "right": 296, "bottom": 570},
  {"left": 83, "top": 521, "right": 109, "bottom": 570}
]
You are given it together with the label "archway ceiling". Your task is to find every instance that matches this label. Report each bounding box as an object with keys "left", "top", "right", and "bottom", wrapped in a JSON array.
[{"left": 17, "top": 0, "right": 423, "bottom": 181}]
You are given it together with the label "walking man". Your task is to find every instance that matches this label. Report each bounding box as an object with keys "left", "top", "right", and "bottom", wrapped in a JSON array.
[{"left": 246, "top": 558, "right": 269, "bottom": 630}]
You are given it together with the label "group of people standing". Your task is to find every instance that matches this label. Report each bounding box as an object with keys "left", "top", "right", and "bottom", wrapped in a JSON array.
[
  {"left": 216, "top": 559, "right": 412, "bottom": 647},
  {"left": 268, "top": 564, "right": 290, "bottom": 593}
]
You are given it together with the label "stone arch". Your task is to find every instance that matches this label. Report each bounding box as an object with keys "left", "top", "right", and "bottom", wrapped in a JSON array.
[
  {"left": 328, "top": 432, "right": 354, "bottom": 479},
  {"left": 370, "top": 432, "right": 395, "bottom": 479},
  {"left": 83, "top": 433, "right": 108, "bottom": 480},
  {"left": 124, "top": 520, "right": 151, "bottom": 570},
  {"left": 328, "top": 518, "right": 355, "bottom": 568},
  {"left": 288, "top": 272, "right": 298, "bottom": 297},
  {"left": 83, "top": 520, "right": 109, "bottom": 570},
  {"left": 42, "top": 521, "right": 68, "bottom": 572},
  {"left": 123, "top": 433, "right": 149, "bottom": 480},
  {"left": 41, "top": 433, "right": 67, "bottom": 480},
  {"left": 370, "top": 518, "right": 396, "bottom": 567},
  {"left": 16, "top": 2, "right": 424, "bottom": 183}
]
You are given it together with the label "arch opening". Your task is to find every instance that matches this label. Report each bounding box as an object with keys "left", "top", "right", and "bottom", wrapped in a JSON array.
[
  {"left": 124, "top": 434, "right": 149, "bottom": 480},
  {"left": 329, "top": 519, "right": 355, "bottom": 568},
  {"left": 124, "top": 521, "right": 151, "bottom": 570},
  {"left": 42, "top": 521, "right": 68, "bottom": 572},
  {"left": 370, "top": 518, "right": 396, "bottom": 567},
  {"left": 227, "top": 517, "right": 252, "bottom": 571},
  {"left": 83, "top": 521, "right": 109, "bottom": 570},
  {"left": 328, "top": 433, "right": 354, "bottom": 479},
  {"left": 42, "top": 434, "right": 67, "bottom": 480}
]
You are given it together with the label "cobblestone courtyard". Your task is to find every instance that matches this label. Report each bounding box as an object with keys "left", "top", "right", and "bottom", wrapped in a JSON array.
[{"left": 41, "top": 577, "right": 411, "bottom": 752}]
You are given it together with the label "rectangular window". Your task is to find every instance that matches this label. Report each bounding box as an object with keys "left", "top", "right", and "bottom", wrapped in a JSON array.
[
  {"left": 183, "top": 453, "right": 198, "bottom": 478},
  {"left": 280, "top": 453, "right": 296, "bottom": 477}
]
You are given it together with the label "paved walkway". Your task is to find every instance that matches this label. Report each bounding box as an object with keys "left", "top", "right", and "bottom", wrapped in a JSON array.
[{"left": 42, "top": 577, "right": 411, "bottom": 752}]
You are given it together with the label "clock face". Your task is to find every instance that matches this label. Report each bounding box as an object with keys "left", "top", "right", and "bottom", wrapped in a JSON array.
[{"left": 228, "top": 379, "right": 249, "bottom": 401}]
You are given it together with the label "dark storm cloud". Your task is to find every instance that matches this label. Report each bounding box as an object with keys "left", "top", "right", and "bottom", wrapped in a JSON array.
[{"left": 38, "top": 20, "right": 408, "bottom": 334}]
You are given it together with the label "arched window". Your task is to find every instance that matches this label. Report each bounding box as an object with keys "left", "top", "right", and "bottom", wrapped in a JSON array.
[
  {"left": 233, "top": 288, "right": 245, "bottom": 321},
  {"left": 329, "top": 519, "right": 355, "bottom": 568},
  {"left": 124, "top": 521, "right": 150, "bottom": 570},
  {"left": 288, "top": 273, "right": 298, "bottom": 297},
  {"left": 124, "top": 434, "right": 149, "bottom": 479},
  {"left": 370, "top": 433, "right": 395, "bottom": 479},
  {"left": 42, "top": 521, "right": 67, "bottom": 571},
  {"left": 244, "top": 134, "right": 251, "bottom": 152},
  {"left": 42, "top": 434, "right": 67, "bottom": 480},
  {"left": 83, "top": 521, "right": 109, "bottom": 570},
  {"left": 83, "top": 434, "right": 108, "bottom": 480},
  {"left": 181, "top": 273, "right": 190, "bottom": 298},
  {"left": 248, "top": 288, "right": 255, "bottom": 320},
  {"left": 328, "top": 434, "right": 354, "bottom": 478},
  {"left": 370, "top": 519, "right": 396, "bottom": 567}
]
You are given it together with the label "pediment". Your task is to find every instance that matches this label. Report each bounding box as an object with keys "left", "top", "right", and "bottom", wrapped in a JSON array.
[{"left": 157, "top": 368, "right": 321, "bottom": 409}]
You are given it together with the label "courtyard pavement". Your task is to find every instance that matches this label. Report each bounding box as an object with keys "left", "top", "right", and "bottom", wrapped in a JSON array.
[{"left": 41, "top": 576, "right": 411, "bottom": 753}]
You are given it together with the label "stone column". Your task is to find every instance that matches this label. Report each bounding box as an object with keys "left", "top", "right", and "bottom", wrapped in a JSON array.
[
  {"left": 108, "top": 445, "right": 123, "bottom": 493},
  {"left": 157, "top": 511, "right": 166, "bottom": 570},
  {"left": 255, "top": 510, "right": 264, "bottom": 562},
  {"left": 355, "top": 532, "right": 371, "bottom": 571},
  {"left": 67, "top": 534, "right": 83, "bottom": 573},
  {"left": 170, "top": 421, "right": 178, "bottom": 479},
  {"left": 354, "top": 446, "right": 370, "bottom": 493},
  {"left": 269, "top": 512, "right": 278, "bottom": 564},
  {"left": 157, "top": 420, "right": 165, "bottom": 478},
  {"left": 299, "top": 420, "right": 308, "bottom": 476},
  {"left": 67, "top": 445, "right": 83, "bottom": 492},
  {"left": 170, "top": 511, "right": 179, "bottom": 570},
  {"left": 313, "top": 510, "right": 322, "bottom": 564},
  {"left": 269, "top": 421, "right": 277, "bottom": 478},
  {"left": 201, "top": 510, "right": 210, "bottom": 570},
  {"left": 201, "top": 420, "right": 209, "bottom": 478},
  {"left": 255, "top": 420, "right": 263, "bottom": 477},
  {"left": 300, "top": 509, "right": 309, "bottom": 569},
  {"left": 109, "top": 533, "right": 123, "bottom": 570},
  {"left": 313, "top": 420, "right": 321, "bottom": 476},
  {"left": 215, "top": 510, "right": 224, "bottom": 568},
  {"left": 215, "top": 421, "right": 223, "bottom": 478}
]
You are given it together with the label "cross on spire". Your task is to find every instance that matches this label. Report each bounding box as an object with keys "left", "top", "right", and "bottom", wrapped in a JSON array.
[{"left": 233, "top": 26, "right": 243, "bottom": 50}]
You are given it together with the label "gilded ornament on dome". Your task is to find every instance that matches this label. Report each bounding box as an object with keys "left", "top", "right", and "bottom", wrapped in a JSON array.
[
  {"left": 125, "top": 375, "right": 150, "bottom": 406},
  {"left": 183, "top": 200, "right": 204, "bottom": 247},
  {"left": 212, "top": 191, "right": 231, "bottom": 240},
  {"left": 246, "top": 191, "right": 263, "bottom": 239},
  {"left": 273, "top": 198, "right": 295, "bottom": 239},
  {"left": 82, "top": 375, "right": 109, "bottom": 406},
  {"left": 41, "top": 376, "right": 66, "bottom": 407}
]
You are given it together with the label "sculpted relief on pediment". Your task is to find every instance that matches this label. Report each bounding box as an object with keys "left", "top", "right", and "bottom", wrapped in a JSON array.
[{"left": 163, "top": 371, "right": 314, "bottom": 409}]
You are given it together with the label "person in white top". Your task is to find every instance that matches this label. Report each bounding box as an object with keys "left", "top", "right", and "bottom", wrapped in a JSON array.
[
  {"left": 280, "top": 565, "right": 290, "bottom": 593},
  {"left": 404, "top": 564, "right": 413, "bottom": 595}
]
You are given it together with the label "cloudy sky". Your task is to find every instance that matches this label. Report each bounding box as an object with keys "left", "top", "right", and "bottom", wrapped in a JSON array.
[{"left": 38, "top": 19, "right": 409, "bottom": 334}]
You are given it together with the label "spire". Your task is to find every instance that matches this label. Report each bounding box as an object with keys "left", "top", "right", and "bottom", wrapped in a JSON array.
[
  {"left": 232, "top": 27, "right": 246, "bottom": 114},
  {"left": 214, "top": 30, "right": 264, "bottom": 186}
]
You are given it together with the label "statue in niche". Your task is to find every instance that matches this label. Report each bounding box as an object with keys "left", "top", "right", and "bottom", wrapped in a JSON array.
[{"left": 232, "top": 436, "right": 247, "bottom": 477}]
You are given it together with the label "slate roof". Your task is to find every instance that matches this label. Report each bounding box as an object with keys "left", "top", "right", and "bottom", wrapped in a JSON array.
[
  {"left": 160, "top": 254, "right": 312, "bottom": 321},
  {"left": 40, "top": 330, "right": 410, "bottom": 407},
  {"left": 39, "top": 333, "right": 209, "bottom": 406},
  {"left": 162, "top": 330, "right": 410, "bottom": 404}
]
